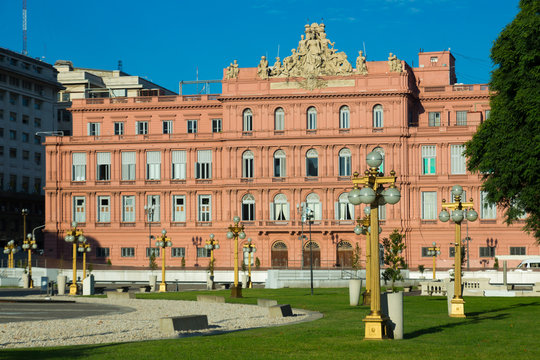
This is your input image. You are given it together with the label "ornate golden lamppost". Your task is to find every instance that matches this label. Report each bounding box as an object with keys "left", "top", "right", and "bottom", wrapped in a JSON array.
[
  {"left": 3, "top": 240, "right": 18, "bottom": 268},
  {"left": 427, "top": 242, "right": 441, "bottom": 280},
  {"left": 22, "top": 234, "right": 38, "bottom": 287},
  {"left": 78, "top": 240, "right": 91, "bottom": 279},
  {"left": 438, "top": 185, "right": 478, "bottom": 318},
  {"left": 354, "top": 206, "right": 371, "bottom": 305},
  {"left": 348, "top": 151, "right": 401, "bottom": 340},
  {"left": 155, "top": 229, "right": 172, "bottom": 293},
  {"left": 64, "top": 222, "right": 86, "bottom": 295},
  {"left": 242, "top": 238, "right": 257, "bottom": 288},
  {"left": 205, "top": 233, "right": 220, "bottom": 279},
  {"left": 226, "top": 216, "right": 246, "bottom": 298}
]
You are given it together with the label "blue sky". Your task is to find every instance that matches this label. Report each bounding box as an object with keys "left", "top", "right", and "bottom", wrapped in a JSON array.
[{"left": 0, "top": 0, "right": 519, "bottom": 94}]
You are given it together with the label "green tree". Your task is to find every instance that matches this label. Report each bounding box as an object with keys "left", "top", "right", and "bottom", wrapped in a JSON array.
[
  {"left": 149, "top": 254, "right": 158, "bottom": 270},
  {"left": 465, "top": 0, "right": 540, "bottom": 242},
  {"left": 381, "top": 229, "right": 407, "bottom": 292}
]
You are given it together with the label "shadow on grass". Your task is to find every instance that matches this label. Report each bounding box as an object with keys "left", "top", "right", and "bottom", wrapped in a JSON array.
[
  {"left": 1, "top": 343, "right": 121, "bottom": 360},
  {"left": 467, "top": 301, "right": 540, "bottom": 317}
]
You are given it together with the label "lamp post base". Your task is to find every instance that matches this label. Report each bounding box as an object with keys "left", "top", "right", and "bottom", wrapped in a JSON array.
[
  {"left": 69, "top": 283, "right": 78, "bottom": 296},
  {"left": 159, "top": 282, "right": 167, "bottom": 292},
  {"left": 29, "top": 279, "right": 34, "bottom": 289},
  {"left": 363, "top": 313, "right": 390, "bottom": 340},
  {"left": 362, "top": 290, "right": 371, "bottom": 306},
  {"left": 230, "top": 285, "right": 242, "bottom": 298},
  {"left": 450, "top": 298, "right": 466, "bottom": 318}
]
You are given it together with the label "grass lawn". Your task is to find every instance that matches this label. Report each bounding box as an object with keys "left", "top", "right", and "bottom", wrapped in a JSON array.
[{"left": 2, "top": 288, "right": 539, "bottom": 360}]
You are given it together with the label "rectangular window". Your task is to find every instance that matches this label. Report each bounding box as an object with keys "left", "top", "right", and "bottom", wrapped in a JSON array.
[
  {"left": 146, "top": 151, "right": 161, "bottom": 180},
  {"left": 121, "top": 247, "right": 135, "bottom": 257},
  {"left": 147, "top": 195, "right": 160, "bottom": 222},
  {"left": 195, "top": 150, "right": 212, "bottom": 179},
  {"left": 187, "top": 120, "right": 197, "bottom": 134},
  {"left": 421, "top": 247, "right": 430, "bottom": 257},
  {"left": 121, "top": 152, "right": 136, "bottom": 181},
  {"left": 456, "top": 111, "right": 468, "bottom": 126},
  {"left": 114, "top": 122, "right": 124, "bottom": 135},
  {"left": 22, "top": 115, "right": 29, "bottom": 124},
  {"left": 9, "top": 148, "right": 17, "bottom": 158},
  {"left": 146, "top": 248, "right": 160, "bottom": 258},
  {"left": 22, "top": 96, "right": 30, "bottom": 107},
  {"left": 378, "top": 204, "right": 386, "bottom": 221},
  {"left": 421, "top": 191, "right": 437, "bottom": 220},
  {"left": 22, "top": 150, "right": 29, "bottom": 160},
  {"left": 428, "top": 112, "right": 441, "bottom": 127},
  {"left": 34, "top": 178, "right": 41, "bottom": 193},
  {"left": 87, "top": 122, "right": 100, "bottom": 136},
  {"left": 480, "top": 191, "right": 497, "bottom": 219},
  {"left": 243, "top": 155, "right": 254, "bottom": 178},
  {"left": 307, "top": 112, "right": 317, "bottom": 130},
  {"left": 162, "top": 120, "right": 173, "bottom": 134},
  {"left": 136, "top": 121, "right": 148, "bottom": 135},
  {"left": 509, "top": 247, "right": 526, "bottom": 256},
  {"left": 198, "top": 195, "right": 211, "bottom": 222},
  {"left": 72, "top": 153, "right": 86, "bottom": 181},
  {"left": 73, "top": 196, "right": 86, "bottom": 223},
  {"left": 34, "top": 135, "right": 41, "bottom": 144},
  {"left": 10, "top": 112, "right": 16, "bottom": 122},
  {"left": 34, "top": 118, "right": 41, "bottom": 128},
  {"left": 22, "top": 132, "right": 29, "bottom": 143},
  {"left": 449, "top": 247, "right": 455, "bottom": 258},
  {"left": 97, "top": 196, "right": 111, "bottom": 223},
  {"left": 172, "top": 195, "right": 186, "bottom": 222},
  {"left": 421, "top": 146, "right": 436, "bottom": 175},
  {"left": 22, "top": 176, "right": 29, "bottom": 192},
  {"left": 479, "top": 247, "right": 496, "bottom": 257},
  {"left": 9, "top": 130, "right": 16, "bottom": 140},
  {"left": 212, "top": 118, "right": 222, "bottom": 133},
  {"left": 171, "top": 247, "right": 186, "bottom": 258},
  {"left": 122, "top": 196, "right": 135, "bottom": 222},
  {"left": 274, "top": 154, "right": 286, "bottom": 177},
  {"left": 171, "top": 150, "right": 186, "bottom": 180},
  {"left": 10, "top": 93, "right": 18, "bottom": 105},
  {"left": 450, "top": 145, "right": 467, "bottom": 174},
  {"left": 9, "top": 175, "right": 17, "bottom": 191},
  {"left": 197, "top": 248, "right": 211, "bottom": 257},
  {"left": 96, "top": 247, "right": 110, "bottom": 258},
  {"left": 485, "top": 110, "right": 491, "bottom": 120},
  {"left": 96, "top": 152, "right": 111, "bottom": 181},
  {"left": 335, "top": 200, "right": 354, "bottom": 220}
]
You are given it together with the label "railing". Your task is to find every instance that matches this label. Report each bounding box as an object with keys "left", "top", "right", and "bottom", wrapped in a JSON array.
[{"left": 453, "top": 84, "right": 474, "bottom": 91}]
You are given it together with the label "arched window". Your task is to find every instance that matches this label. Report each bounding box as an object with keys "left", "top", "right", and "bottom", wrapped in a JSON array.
[
  {"left": 336, "top": 192, "right": 354, "bottom": 220},
  {"left": 271, "top": 241, "right": 288, "bottom": 268},
  {"left": 306, "top": 192, "right": 322, "bottom": 220},
  {"left": 273, "top": 150, "right": 286, "bottom": 177},
  {"left": 241, "top": 194, "right": 255, "bottom": 221},
  {"left": 243, "top": 108, "right": 253, "bottom": 132},
  {"left": 373, "top": 146, "right": 385, "bottom": 174},
  {"left": 242, "top": 150, "right": 254, "bottom": 178},
  {"left": 306, "top": 149, "right": 318, "bottom": 177},
  {"left": 271, "top": 193, "right": 289, "bottom": 221},
  {"left": 339, "top": 105, "right": 350, "bottom": 129},
  {"left": 338, "top": 148, "right": 351, "bottom": 176},
  {"left": 307, "top": 107, "right": 317, "bottom": 130},
  {"left": 274, "top": 107, "right": 284, "bottom": 131},
  {"left": 373, "top": 104, "right": 383, "bottom": 128}
]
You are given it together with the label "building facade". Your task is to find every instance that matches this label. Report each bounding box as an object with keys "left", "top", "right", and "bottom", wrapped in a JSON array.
[{"left": 43, "top": 24, "right": 538, "bottom": 270}]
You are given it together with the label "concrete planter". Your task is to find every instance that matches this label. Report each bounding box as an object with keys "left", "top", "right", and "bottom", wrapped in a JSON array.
[
  {"left": 149, "top": 275, "right": 157, "bottom": 292},
  {"left": 349, "top": 279, "right": 362, "bottom": 306},
  {"left": 57, "top": 275, "right": 66, "bottom": 295},
  {"left": 382, "top": 291, "right": 404, "bottom": 339}
]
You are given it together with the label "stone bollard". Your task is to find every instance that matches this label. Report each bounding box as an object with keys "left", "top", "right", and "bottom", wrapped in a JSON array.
[
  {"left": 149, "top": 275, "right": 157, "bottom": 292},
  {"left": 57, "top": 275, "right": 66, "bottom": 295},
  {"left": 22, "top": 273, "right": 30, "bottom": 289}
]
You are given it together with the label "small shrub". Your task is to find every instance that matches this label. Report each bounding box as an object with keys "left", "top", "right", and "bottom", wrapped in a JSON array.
[
  {"left": 255, "top": 257, "right": 261, "bottom": 269},
  {"left": 181, "top": 257, "right": 185, "bottom": 268},
  {"left": 418, "top": 264, "right": 425, "bottom": 274}
]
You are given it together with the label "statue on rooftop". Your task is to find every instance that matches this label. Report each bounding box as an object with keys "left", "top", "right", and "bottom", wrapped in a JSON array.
[
  {"left": 356, "top": 50, "right": 368, "bottom": 75},
  {"left": 257, "top": 56, "right": 269, "bottom": 79}
]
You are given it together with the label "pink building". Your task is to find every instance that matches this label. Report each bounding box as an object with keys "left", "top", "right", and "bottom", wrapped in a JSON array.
[{"left": 44, "top": 24, "right": 537, "bottom": 271}]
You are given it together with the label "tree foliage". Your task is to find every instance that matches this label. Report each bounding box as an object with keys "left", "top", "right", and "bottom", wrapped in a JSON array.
[
  {"left": 465, "top": 0, "right": 540, "bottom": 242},
  {"left": 382, "top": 229, "right": 407, "bottom": 292}
]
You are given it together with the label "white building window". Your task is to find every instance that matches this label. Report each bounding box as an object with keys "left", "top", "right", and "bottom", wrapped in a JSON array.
[
  {"left": 187, "top": 120, "right": 197, "bottom": 133},
  {"left": 270, "top": 193, "right": 289, "bottom": 221},
  {"left": 273, "top": 150, "right": 286, "bottom": 177},
  {"left": 198, "top": 195, "right": 211, "bottom": 222},
  {"left": 171, "top": 150, "right": 186, "bottom": 180},
  {"left": 146, "top": 151, "right": 161, "bottom": 180},
  {"left": 162, "top": 120, "right": 173, "bottom": 134},
  {"left": 339, "top": 106, "right": 350, "bottom": 129},
  {"left": 73, "top": 196, "right": 86, "bottom": 223},
  {"left": 373, "top": 147, "right": 385, "bottom": 173},
  {"left": 243, "top": 109, "right": 253, "bottom": 132},
  {"left": 136, "top": 121, "right": 148, "bottom": 135},
  {"left": 122, "top": 196, "right": 135, "bottom": 222},
  {"left": 306, "top": 193, "right": 322, "bottom": 220},
  {"left": 428, "top": 112, "right": 441, "bottom": 127},
  {"left": 72, "top": 153, "right": 86, "bottom": 181},
  {"left": 172, "top": 195, "right": 186, "bottom": 222},
  {"left": 171, "top": 247, "right": 186, "bottom": 258},
  {"left": 121, "top": 247, "right": 135, "bottom": 257},
  {"left": 147, "top": 195, "right": 160, "bottom": 222},
  {"left": 97, "top": 196, "right": 110, "bottom": 223},
  {"left": 212, "top": 118, "right": 222, "bottom": 133},
  {"left": 338, "top": 148, "right": 351, "bottom": 176},
  {"left": 378, "top": 205, "right": 387, "bottom": 220},
  {"left": 96, "top": 152, "right": 111, "bottom": 181},
  {"left": 422, "top": 145, "right": 436, "bottom": 175},
  {"left": 373, "top": 105, "right": 383, "bottom": 128},
  {"left": 336, "top": 193, "right": 354, "bottom": 220},
  {"left": 242, "top": 150, "right": 254, "bottom": 178},
  {"left": 450, "top": 145, "right": 466, "bottom": 174},
  {"left": 114, "top": 122, "right": 124, "bottom": 135},
  {"left": 480, "top": 191, "right": 497, "bottom": 219},
  {"left": 87, "top": 122, "right": 100, "bottom": 136},
  {"left": 147, "top": 248, "right": 160, "bottom": 258},
  {"left": 456, "top": 111, "right": 468, "bottom": 126},
  {"left": 274, "top": 108, "right": 284, "bottom": 131},
  {"left": 195, "top": 150, "right": 212, "bottom": 179},
  {"left": 306, "top": 149, "right": 318, "bottom": 177},
  {"left": 197, "top": 248, "right": 211, "bottom": 257},
  {"left": 307, "top": 107, "right": 317, "bottom": 130},
  {"left": 121, "top": 152, "right": 136, "bottom": 181},
  {"left": 242, "top": 194, "right": 255, "bottom": 221},
  {"left": 421, "top": 191, "right": 437, "bottom": 220}
]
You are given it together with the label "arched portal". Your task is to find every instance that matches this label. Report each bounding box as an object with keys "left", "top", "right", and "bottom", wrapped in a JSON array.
[
  {"left": 271, "top": 241, "right": 288, "bottom": 268},
  {"left": 337, "top": 240, "right": 354, "bottom": 268},
  {"left": 303, "top": 241, "right": 321, "bottom": 268}
]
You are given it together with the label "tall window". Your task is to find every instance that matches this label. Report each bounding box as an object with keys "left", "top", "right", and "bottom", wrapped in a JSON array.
[
  {"left": 198, "top": 195, "right": 211, "bottom": 222},
  {"left": 485, "top": 110, "right": 491, "bottom": 120},
  {"left": 243, "top": 109, "right": 253, "bottom": 132},
  {"left": 271, "top": 193, "right": 289, "bottom": 221},
  {"left": 338, "top": 148, "right": 351, "bottom": 176},
  {"left": 195, "top": 150, "right": 212, "bottom": 179},
  {"left": 121, "top": 152, "right": 136, "bottom": 180},
  {"left": 273, "top": 150, "right": 286, "bottom": 177},
  {"left": 378, "top": 204, "right": 387, "bottom": 220},
  {"left": 306, "top": 149, "right": 318, "bottom": 177},
  {"left": 187, "top": 120, "right": 197, "bottom": 133},
  {"left": 421, "top": 191, "right": 437, "bottom": 220},
  {"left": 421, "top": 145, "right": 436, "bottom": 175},
  {"left": 480, "top": 191, "right": 497, "bottom": 219},
  {"left": 306, "top": 193, "right": 322, "bottom": 220},
  {"left": 172, "top": 195, "right": 186, "bottom": 222},
  {"left": 87, "top": 122, "right": 100, "bottom": 136},
  {"left": 212, "top": 118, "right": 222, "bottom": 133},
  {"left": 428, "top": 112, "right": 441, "bottom": 127},
  {"left": 162, "top": 120, "right": 173, "bottom": 134},
  {"left": 373, "top": 147, "right": 385, "bottom": 173},
  {"left": 339, "top": 106, "right": 350, "bottom": 129},
  {"left": 73, "top": 196, "right": 86, "bottom": 223},
  {"left": 274, "top": 108, "right": 284, "bottom": 131},
  {"left": 241, "top": 194, "right": 255, "bottom": 221},
  {"left": 114, "top": 122, "right": 124, "bottom": 135},
  {"left": 97, "top": 196, "right": 110, "bottom": 223},
  {"left": 450, "top": 145, "right": 466, "bottom": 174},
  {"left": 72, "top": 153, "right": 86, "bottom": 181},
  {"left": 336, "top": 193, "right": 354, "bottom": 220},
  {"left": 96, "top": 152, "right": 111, "bottom": 181},
  {"left": 242, "top": 150, "right": 254, "bottom": 178},
  {"left": 122, "top": 196, "right": 135, "bottom": 222},
  {"left": 147, "top": 195, "right": 160, "bottom": 222},
  {"left": 307, "top": 107, "right": 317, "bottom": 130},
  {"left": 456, "top": 111, "right": 468, "bottom": 126},
  {"left": 136, "top": 121, "right": 148, "bottom": 135},
  {"left": 171, "top": 150, "right": 186, "bottom": 180},
  {"left": 146, "top": 151, "right": 161, "bottom": 180},
  {"left": 373, "top": 105, "right": 383, "bottom": 128}
]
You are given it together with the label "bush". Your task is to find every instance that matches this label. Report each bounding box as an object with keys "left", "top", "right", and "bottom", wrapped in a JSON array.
[{"left": 382, "top": 229, "right": 407, "bottom": 292}]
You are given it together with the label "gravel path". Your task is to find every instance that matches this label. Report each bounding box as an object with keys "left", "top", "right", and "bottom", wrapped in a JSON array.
[{"left": 0, "top": 297, "right": 314, "bottom": 349}]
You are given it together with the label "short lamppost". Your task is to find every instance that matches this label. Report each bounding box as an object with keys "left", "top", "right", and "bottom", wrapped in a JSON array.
[
  {"left": 439, "top": 185, "right": 478, "bottom": 318},
  {"left": 205, "top": 233, "right": 220, "bottom": 279},
  {"left": 144, "top": 204, "right": 155, "bottom": 269},
  {"left": 226, "top": 216, "right": 246, "bottom": 298},
  {"left": 22, "top": 234, "right": 38, "bottom": 287},
  {"left": 3, "top": 240, "right": 18, "bottom": 268},
  {"left": 348, "top": 150, "right": 401, "bottom": 340},
  {"left": 298, "top": 202, "right": 315, "bottom": 295},
  {"left": 192, "top": 236, "right": 202, "bottom": 267},
  {"left": 64, "top": 222, "right": 86, "bottom": 295},
  {"left": 78, "top": 239, "right": 91, "bottom": 279},
  {"left": 427, "top": 242, "right": 441, "bottom": 280},
  {"left": 296, "top": 203, "right": 307, "bottom": 269},
  {"left": 354, "top": 206, "right": 371, "bottom": 305},
  {"left": 21, "top": 208, "right": 28, "bottom": 245},
  {"left": 155, "top": 229, "right": 172, "bottom": 292},
  {"left": 242, "top": 238, "right": 257, "bottom": 288}
]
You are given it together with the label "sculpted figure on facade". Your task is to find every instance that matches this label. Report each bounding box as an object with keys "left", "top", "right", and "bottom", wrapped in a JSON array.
[
  {"left": 257, "top": 56, "right": 269, "bottom": 79},
  {"left": 271, "top": 57, "right": 284, "bottom": 77},
  {"left": 225, "top": 60, "right": 240, "bottom": 79},
  {"left": 388, "top": 53, "right": 403, "bottom": 73},
  {"left": 356, "top": 50, "right": 368, "bottom": 75}
]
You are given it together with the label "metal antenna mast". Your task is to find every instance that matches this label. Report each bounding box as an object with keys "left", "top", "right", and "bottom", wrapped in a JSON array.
[{"left": 22, "top": 0, "right": 28, "bottom": 55}]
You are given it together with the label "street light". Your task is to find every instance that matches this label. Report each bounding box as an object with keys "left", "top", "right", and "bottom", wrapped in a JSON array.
[
  {"left": 64, "top": 221, "right": 86, "bottom": 295},
  {"left": 205, "top": 234, "right": 220, "bottom": 279},
  {"left": 155, "top": 229, "right": 172, "bottom": 292},
  {"left": 22, "top": 234, "right": 38, "bottom": 287},
  {"left": 427, "top": 242, "right": 441, "bottom": 280},
  {"left": 144, "top": 204, "right": 155, "bottom": 269},
  {"left": 298, "top": 202, "right": 315, "bottom": 295},
  {"left": 439, "top": 185, "right": 478, "bottom": 318},
  {"left": 3, "top": 240, "right": 19, "bottom": 268},
  {"left": 297, "top": 203, "right": 307, "bottom": 269},
  {"left": 226, "top": 216, "right": 246, "bottom": 298},
  {"left": 348, "top": 150, "right": 401, "bottom": 340},
  {"left": 242, "top": 238, "right": 257, "bottom": 288},
  {"left": 354, "top": 206, "right": 371, "bottom": 305},
  {"left": 78, "top": 238, "right": 91, "bottom": 279},
  {"left": 192, "top": 236, "right": 202, "bottom": 267}
]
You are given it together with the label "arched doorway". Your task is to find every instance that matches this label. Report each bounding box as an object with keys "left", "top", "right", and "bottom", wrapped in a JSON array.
[
  {"left": 337, "top": 241, "right": 354, "bottom": 268},
  {"left": 303, "top": 241, "right": 321, "bottom": 268},
  {"left": 271, "top": 241, "right": 288, "bottom": 268}
]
